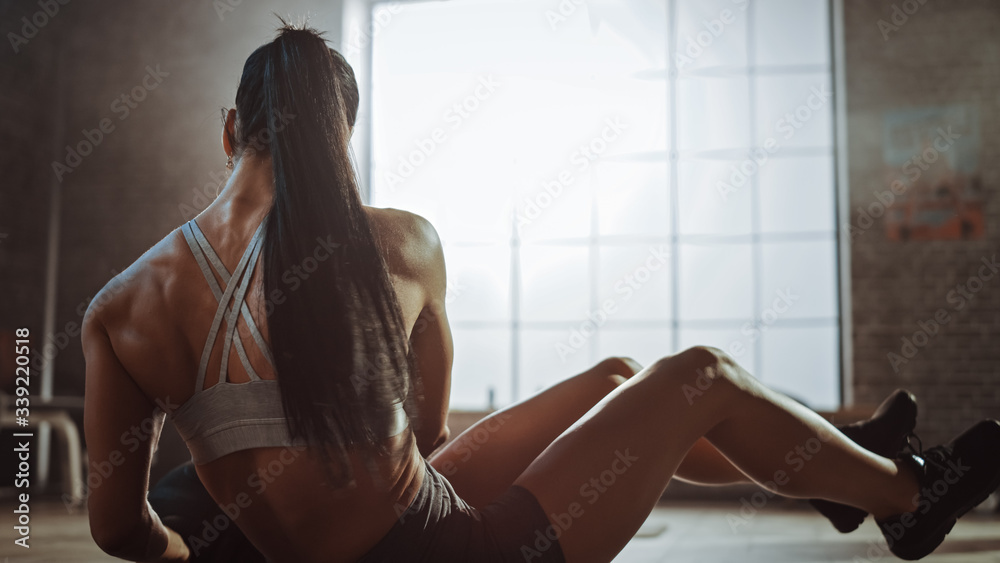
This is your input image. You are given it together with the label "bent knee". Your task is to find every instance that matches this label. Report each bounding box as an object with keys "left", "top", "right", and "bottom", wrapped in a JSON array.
[
  {"left": 596, "top": 356, "right": 642, "bottom": 379},
  {"left": 576, "top": 357, "right": 636, "bottom": 397},
  {"left": 650, "top": 346, "right": 744, "bottom": 390}
]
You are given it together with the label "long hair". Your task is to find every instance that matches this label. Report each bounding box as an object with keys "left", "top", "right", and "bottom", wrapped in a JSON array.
[{"left": 225, "top": 20, "right": 419, "bottom": 486}]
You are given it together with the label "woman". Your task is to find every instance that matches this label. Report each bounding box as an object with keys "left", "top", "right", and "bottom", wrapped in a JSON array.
[{"left": 82, "top": 22, "right": 1000, "bottom": 563}]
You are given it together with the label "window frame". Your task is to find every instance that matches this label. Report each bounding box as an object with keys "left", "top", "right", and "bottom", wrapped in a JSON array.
[{"left": 346, "top": 0, "right": 853, "bottom": 410}]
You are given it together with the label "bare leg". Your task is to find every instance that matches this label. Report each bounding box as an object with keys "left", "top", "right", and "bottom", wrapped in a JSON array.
[
  {"left": 513, "top": 346, "right": 920, "bottom": 563},
  {"left": 429, "top": 357, "right": 636, "bottom": 507},
  {"left": 430, "top": 357, "right": 750, "bottom": 507},
  {"left": 674, "top": 438, "right": 749, "bottom": 485}
]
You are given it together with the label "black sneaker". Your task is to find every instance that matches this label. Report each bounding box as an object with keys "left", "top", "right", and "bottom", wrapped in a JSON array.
[
  {"left": 809, "top": 389, "right": 918, "bottom": 533},
  {"left": 876, "top": 419, "right": 1000, "bottom": 560}
]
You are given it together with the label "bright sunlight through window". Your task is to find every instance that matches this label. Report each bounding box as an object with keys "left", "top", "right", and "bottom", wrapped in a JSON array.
[{"left": 369, "top": 0, "right": 841, "bottom": 411}]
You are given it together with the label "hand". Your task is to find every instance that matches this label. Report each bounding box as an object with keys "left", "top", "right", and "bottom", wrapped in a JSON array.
[
  {"left": 136, "top": 526, "right": 190, "bottom": 563},
  {"left": 160, "top": 527, "right": 191, "bottom": 562}
]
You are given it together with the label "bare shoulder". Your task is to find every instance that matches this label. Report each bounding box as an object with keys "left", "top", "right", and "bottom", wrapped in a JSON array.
[
  {"left": 82, "top": 227, "right": 188, "bottom": 333},
  {"left": 365, "top": 206, "right": 444, "bottom": 279}
]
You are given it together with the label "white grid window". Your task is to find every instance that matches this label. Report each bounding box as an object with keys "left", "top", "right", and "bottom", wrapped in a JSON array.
[{"left": 369, "top": 0, "right": 840, "bottom": 411}]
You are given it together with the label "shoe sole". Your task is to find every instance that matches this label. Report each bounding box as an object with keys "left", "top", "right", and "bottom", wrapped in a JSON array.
[{"left": 892, "top": 422, "right": 1000, "bottom": 560}]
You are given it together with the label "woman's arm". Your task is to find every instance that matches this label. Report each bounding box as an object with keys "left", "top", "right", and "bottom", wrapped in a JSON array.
[
  {"left": 410, "top": 299, "right": 453, "bottom": 456},
  {"left": 407, "top": 214, "right": 454, "bottom": 457},
  {"left": 81, "top": 310, "right": 189, "bottom": 562}
]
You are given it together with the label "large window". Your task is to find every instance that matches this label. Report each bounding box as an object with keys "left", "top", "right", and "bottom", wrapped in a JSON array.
[{"left": 367, "top": 0, "right": 840, "bottom": 411}]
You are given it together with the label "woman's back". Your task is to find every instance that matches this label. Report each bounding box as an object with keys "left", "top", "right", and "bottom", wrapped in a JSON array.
[{"left": 91, "top": 199, "right": 438, "bottom": 562}]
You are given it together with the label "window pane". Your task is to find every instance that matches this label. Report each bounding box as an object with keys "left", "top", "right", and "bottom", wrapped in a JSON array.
[
  {"left": 760, "top": 240, "right": 838, "bottom": 320},
  {"left": 677, "top": 76, "right": 751, "bottom": 152},
  {"left": 450, "top": 328, "right": 512, "bottom": 410},
  {"left": 370, "top": 0, "right": 840, "bottom": 411},
  {"left": 520, "top": 328, "right": 596, "bottom": 399},
  {"left": 675, "top": 0, "right": 750, "bottom": 72},
  {"left": 679, "top": 242, "right": 754, "bottom": 321},
  {"left": 590, "top": 79, "right": 671, "bottom": 158},
  {"left": 443, "top": 244, "right": 511, "bottom": 323},
  {"left": 520, "top": 244, "right": 590, "bottom": 322},
  {"left": 516, "top": 164, "right": 592, "bottom": 242},
  {"left": 755, "top": 73, "right": 833, "bottom": 150},
  {"left": 761, "top": 323, "right": 840, "bottom": 410},
  {"left": 753, "top": 0, "right": 831, "bottom": 67},
  {"left": 678, "top": 158, "right": 754, "bottom": 235},
  {"left": 595, "top": 161, "right": 671, "bottom": 238},
  {"left": 758, "top": 156, "right": 835, "bottom": 234},
  {"left": 597, "top": 244, "right": 673, "bottom": 321},
  {"left": 598, "top": 325, "right": 674, "bottom": 367}
]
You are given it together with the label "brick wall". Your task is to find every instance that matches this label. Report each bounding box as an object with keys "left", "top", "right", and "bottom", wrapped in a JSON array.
[
  {"left": 0, "top": 0, "right": 63, "bottom": 369},
  {"left": 844, "top": 0, "right": 1000, "bottom": 445}
]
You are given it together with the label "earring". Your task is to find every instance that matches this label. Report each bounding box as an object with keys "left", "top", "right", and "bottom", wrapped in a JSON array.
[{"left": 226, "top": 154, "right": 234, "bottom": 170}]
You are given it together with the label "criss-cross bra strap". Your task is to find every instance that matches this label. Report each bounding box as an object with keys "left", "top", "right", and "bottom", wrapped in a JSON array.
[
  {"left": 217, "top": 233, "right": 265, "bottom": 385},
  {"left": 181, "top": 227, "right": 262, "bottom": 384},
  {"left": 181, "top": 219, "right": 267, "bottom": 392},
  {"left": 187, "top": 220, "right": 276, "bottom": 369}
]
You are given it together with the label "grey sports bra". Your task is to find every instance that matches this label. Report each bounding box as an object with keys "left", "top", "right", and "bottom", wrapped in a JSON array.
[{"left": 168, "top": 217, "right": 408, "bottom": 464}]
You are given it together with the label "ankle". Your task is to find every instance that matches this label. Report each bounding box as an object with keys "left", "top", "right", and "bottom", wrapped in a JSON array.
[{"left": 872, "top": 459, "right": 922, "bottom": 519}]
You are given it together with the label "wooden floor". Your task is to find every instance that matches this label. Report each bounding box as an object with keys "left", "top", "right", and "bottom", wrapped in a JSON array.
[{"left": 2, "top": 498, "right": 998, "bottom": 562}]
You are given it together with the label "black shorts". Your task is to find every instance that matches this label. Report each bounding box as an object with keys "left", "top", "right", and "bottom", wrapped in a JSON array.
[
  {"left": 358, "top": 459, "right": 567, "bottom": 562},
  {"left": 148, "top": 459, "right": 565, "bottom": 563}
]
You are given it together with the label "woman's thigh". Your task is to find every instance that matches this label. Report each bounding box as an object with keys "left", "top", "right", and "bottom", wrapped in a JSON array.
[{"left": 428, "top": 358, "right": 637, "bottom": 508}]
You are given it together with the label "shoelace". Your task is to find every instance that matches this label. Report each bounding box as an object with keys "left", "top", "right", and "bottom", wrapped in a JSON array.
[{"left": 904, "top": 431, "right": 953, "bottom": 474}]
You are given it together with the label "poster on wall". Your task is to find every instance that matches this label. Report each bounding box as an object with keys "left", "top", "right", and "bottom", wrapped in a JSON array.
[{"left": 881, "top": 103, "right": 983, "bottom": 241}]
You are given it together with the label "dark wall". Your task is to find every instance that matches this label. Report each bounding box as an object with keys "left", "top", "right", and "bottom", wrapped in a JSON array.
[
  {"left": 845, "top": 0, "right": 1000, "bottom": 444},
  {"left": 1, "top": 0, "right": 344, "bottom": 398},
  {"left": 0, "top": 0, "right": 61, "bottom": 371}
]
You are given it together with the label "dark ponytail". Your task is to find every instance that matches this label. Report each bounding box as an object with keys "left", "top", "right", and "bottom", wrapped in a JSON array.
[{"left": 226, "top": 20, "right": 418, "bottom": 486}]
